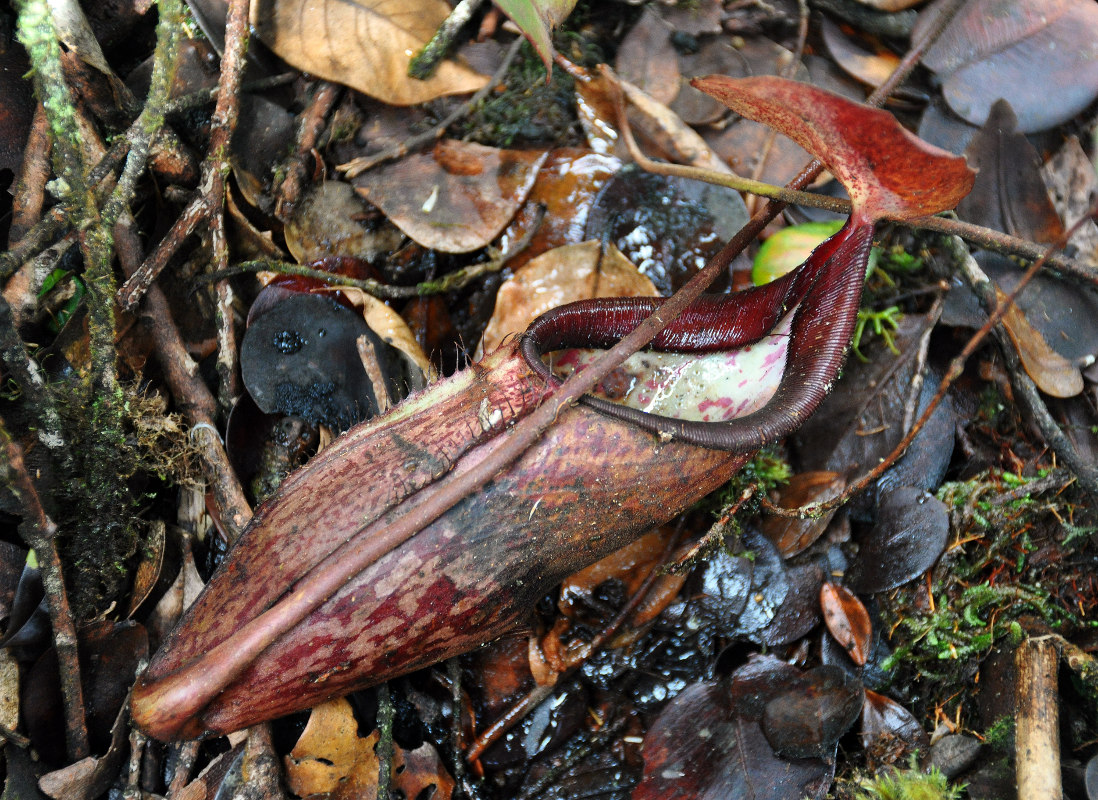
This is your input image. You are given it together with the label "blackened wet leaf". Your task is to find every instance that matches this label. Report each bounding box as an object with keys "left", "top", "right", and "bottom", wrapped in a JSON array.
[
  {"left": 861, "top": 689, "right": 929, "bottom": 761},
  {"left": 915, "top": 0, "right": 1098, "bottom": 132},
  {"left": 762, "top": 471, "right": 845, "bottom": 557},
  {"left": 481, "top": 683, "right": 587, "bottom": 769},
  {"left": 352, "top": 139, "right": 547, "bottom": 253},
  {"left": 1085, "top": 752, "right": 1097, "bottom": 799},
  {"left": 757, "top": 562, "right": 825, "bottom": 648},
  {"left": 847, "top": 487, "right": 950, "bottom": 594},
  {"left": 957, "top": 100, "right": 1065, "bottom": 244},
  {"left": 792, "top": 314, "right": 954, "bottom": 509},
  {"left": 727, "top": 655, "right": 802, "bottom": 721},
  {"left": 699, "top": 529, "right": 789, "bottom": 642},
  {"left": 761, "top": 665, "right": 864, "bottom": 760},
  {"left": 821, "top": 607, "right": 893, "bottom": 692},
  {"left": 636, "top": 679, "right": 833, "bottom": 800},
  {"left": 820, "top": 582, "right": 872, "bottom": 667},
  {"left": 584, "top": 164, "right": 750, "bottom": 295},
  {"left": 81, "top": 621, "right": 149, "bottom": 752},
  {"left": 241, "top": 293, "right": 393, "bottom": 431}
]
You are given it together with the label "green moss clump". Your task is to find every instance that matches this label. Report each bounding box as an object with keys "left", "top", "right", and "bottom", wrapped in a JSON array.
[{"left": 852, "top": 763, "right": 963, "bottom": 800}]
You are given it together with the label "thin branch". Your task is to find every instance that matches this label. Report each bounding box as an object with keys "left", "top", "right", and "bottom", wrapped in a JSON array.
[{"left": 0, "top": 424, "right": 89, "bottom": 761}]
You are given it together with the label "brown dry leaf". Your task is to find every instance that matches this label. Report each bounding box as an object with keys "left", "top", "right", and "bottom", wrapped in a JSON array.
[
  {"left": 819, "top": 583, "right": 872, "bottom": 668},
  {"left": 761, "top": 471, "right": 844, "bottom": 557},
  {"left": 352, "top": 139, "right": 548, "bottom": 253},
  {"left": 575, "top": 66, "right": 733, "bottom": 175},
  {"left": 337, "top": 287, "right": 437, "bottom": 384},
  {"left": 997, "top": 287, "right": 1084, "bottom": 398},
  {"left": 285, "top": 698, "right": 376, "bottom": 797},
  {"left": 250, "top": 0, "right": 488, "bottom": 106},
  {"left": 479, "top": 240, "right": 658, "bottom": 354},
  {"left": 821, "top": 17, "right": 901, "bottom": 89},
  {"left": 285, "top": 182, "right": 405, "bottom": 265}
]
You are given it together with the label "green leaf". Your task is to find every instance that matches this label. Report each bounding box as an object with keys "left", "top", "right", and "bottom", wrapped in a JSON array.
[{"left": 493, "top": 0, "right": 578, "bottom": 70}]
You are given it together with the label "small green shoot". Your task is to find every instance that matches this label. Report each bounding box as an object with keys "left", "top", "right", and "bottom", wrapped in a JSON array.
[{"left": 852, "top": 306, "right": 903, "bottom": 361}]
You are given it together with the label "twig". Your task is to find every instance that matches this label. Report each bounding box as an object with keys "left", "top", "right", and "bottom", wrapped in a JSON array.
[
  {"left": 275, "top": 81, "right": 343, "bottom": 220},
  {"left": 409, "top": 0, "right": 485, "bottom": 80},
  {"left": 376, "top": 684, "right": 395, "bottom": 800},
  {"left": 340, "top": 35, "right": 526, "bottom": 178},
  {"left": 217, "top": 206, "right": 543, "bottom": 299},
  {"left": 0, "top": 425, "right": 89, "bottom": 760},
  {"left": 1015, "top": 636, "right": 1062, "bottom": 800},
  {"left": 114, "top": 215, "right": 252, "bottom": 540}
]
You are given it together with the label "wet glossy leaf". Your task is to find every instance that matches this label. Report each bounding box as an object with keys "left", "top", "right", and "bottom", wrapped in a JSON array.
[
  {"left": 957, "top": 100, "right": 1065, "bottom": 244},
  {"left": 862, "top": 689, "right": 930, "bottom": 760},
  {"left": 693, "top": 75, "right": 974, "bottom": 221},
  {"left": 761, "top": 665, "right": 864, "bottom": 760},
  {"left": 1085, "top": 752, "right": 1097, "bottom": 799},
  {"left": 636, "top": 678, "right": 833, "bottom": 800},
  {"left": 480, "top": 240, "right": 657, "bottom": 354},
  {"left": 496, "top": 148, "right": 622, "bottom": 273},
  {"left": 250, "top": 0, "right": 488, "bottom": 105},
  {"left": 494, "top": 0, "right": 578, "bottom": 71},
  {"left": 847, "top": 487, "right": 950, "bottom": 594},
  {"left": 353, "top": 139, "right": 547, "bottom": 253},
  {"left": 757, "top": 562, "right": 826, "bottom": 648},
  {"left": 997, "top": 284, "right": 1084, "bottom": 398},
  {"left": 761, "top": 470, "right": 845, "bottom": 557},
  {"left": 700, "top": 528, "right": 789, "bottom": 642},
  {"left": 584, "top": 164, "right": 750, "bottom": 295},
  {"left": 820, "top": 582, "right": 872, "bottom": 667},
  {"left": 915, "top": 0, "right": 1098, "bottom": 132}
]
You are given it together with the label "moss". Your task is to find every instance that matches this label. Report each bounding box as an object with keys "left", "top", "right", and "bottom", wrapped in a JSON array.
[{"left": 850, "top": 762, "right": 963, "bottom": 800}]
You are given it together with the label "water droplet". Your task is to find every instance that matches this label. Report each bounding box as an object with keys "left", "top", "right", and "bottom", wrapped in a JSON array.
[{"left": 273, "top": 329, "right": 305, "bottom": 354}]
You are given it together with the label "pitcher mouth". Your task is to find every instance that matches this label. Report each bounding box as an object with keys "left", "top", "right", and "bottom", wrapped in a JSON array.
[{"left": 521, "top": 219, "right": 875, "bottom": 453}]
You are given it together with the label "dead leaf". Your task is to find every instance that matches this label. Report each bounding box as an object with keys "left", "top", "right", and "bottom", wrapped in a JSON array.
[
  {"left": 127, "top": 520, "right": 166, "bottom": 616},
  {"left": 285, "top": 698, "right": 375, "bottom": 797},
  {"left": 915, "top": 0, "right": 1098, "bottom": 132},
  {"left": 669, "top": 38, "right": 749, "bottom": 126},
  {"left": 957, "top": 100, "right": 1066, "bottom": 244},
  {"left": 1042, "top": 136, "right": 1098, "bottom": 270},
  {"left": 997, "top": 285, "right": 1084, "bottom": 398},
  {"left": 250, "top": 0, "right": 489, "bottom": 106},
  {"left": 576, "top": 66, "right": 734, "bottom": 174},
  {"left": 614, "top": 7, "right": 680, "bottom": 105},
  {"left": 821, "top": 17, "right": 901, "bottom": 89},
  {"left": 761, "top": 471, "right": 844, "bottom": 557},
  {"left": 284, "top": 182, "right": 404, "bottom": 265},
  {"left": 847, "top": 487, "right": 950, "bottom": 594},
  {"left": 352, "top": 139, "right": 547, "bottom": 253},
  {"left": 820, "top": 582, "right": 873, "bottom": 667},
  {"left": 495, "top": 148, "right": 622, "bottom": 273},
  {"left": 861, "top": 689, "right": 929, "bottom": 761},
  {"left": 479, "top": 240, "right": 658, "bottom": 354}
]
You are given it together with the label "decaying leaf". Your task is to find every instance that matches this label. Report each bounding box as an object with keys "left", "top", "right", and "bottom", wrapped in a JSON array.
[
  {"left": 284, "top": 182, "right": 404, "bottom": 265},
  {"left": 819, "top": 582, "right": 873, "bottom": 667},
  {"left": 352, "top": 139, "right": 547, "bottom": 253},
  {"left": 250, "top": 0, "right": 489, "bottom": 105},
  {"left": 915, "top": 0, "right": 1098, "bottom": 132},
  {"left": 957, "top": 100, "right": 1066, "bottom": 244},
  {"left": 480, "top": 240, "right": 658, "bottom": 354},
  {"left": 761, "top": 471, "right": 844, "bottom": 557},
  {"left": 847, "top": 487, "right": 950, "bottom": 594}
]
